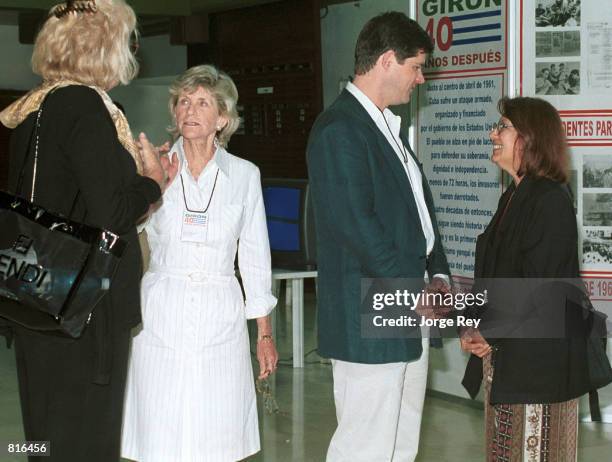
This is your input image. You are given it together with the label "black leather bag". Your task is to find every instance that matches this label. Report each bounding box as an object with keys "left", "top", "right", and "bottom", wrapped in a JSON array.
[
  {"left": 0, "top": 102, "right": 126, "bottom": 338},
  {"left": 586, "top": 308, "right": 612, "bottom": 390},
  {"left": 567, "top": 288, "right": 612, "bottom": 421}
]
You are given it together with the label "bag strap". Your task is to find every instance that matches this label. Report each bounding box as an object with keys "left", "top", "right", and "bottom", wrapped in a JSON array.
[
  {"left": 589, "top": 336, "right": 608, "bottom": 422},
  {"left": 15, "top": 104, "right": 44, "bottom": 200},
  {"left": 13, "top": 94, "right": 84, "bottom": 221},
  {"left": 589, "top": 389, "right": 602, "bottom": 422}
]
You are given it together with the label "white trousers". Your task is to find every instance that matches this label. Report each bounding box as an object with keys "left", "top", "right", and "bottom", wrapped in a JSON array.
[{"left": 326, "top": 338, "right": 429, "bottom": 462}]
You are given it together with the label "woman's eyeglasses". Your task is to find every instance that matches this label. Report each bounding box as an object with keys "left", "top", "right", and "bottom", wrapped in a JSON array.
[{"left": 491, "top": 120, "right": 514, "bottom": 133}]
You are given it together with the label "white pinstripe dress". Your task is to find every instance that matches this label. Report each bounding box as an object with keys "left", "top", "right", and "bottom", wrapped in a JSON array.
[{"left": 121, "top": 138, "right": 276, "bottom": 462}]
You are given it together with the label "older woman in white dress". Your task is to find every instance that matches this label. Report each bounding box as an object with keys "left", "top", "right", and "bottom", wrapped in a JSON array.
[{"left": 122, "top": 65, "right": 278, "bottom": 462}]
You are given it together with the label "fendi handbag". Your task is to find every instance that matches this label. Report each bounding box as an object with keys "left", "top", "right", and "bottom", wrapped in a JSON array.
[{"left": 0, "top": 100, "right": 126, "bottom": 338}]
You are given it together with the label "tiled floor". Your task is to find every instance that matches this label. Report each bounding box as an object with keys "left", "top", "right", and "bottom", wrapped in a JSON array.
[{"left": 1, "top": 289, "right": 611, "bottom": 461}]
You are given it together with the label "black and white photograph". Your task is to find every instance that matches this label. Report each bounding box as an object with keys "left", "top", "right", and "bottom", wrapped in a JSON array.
[
  {"left": 536, "top": 31, "right": 580, "bottom": 57},
  {"left": 535, "top": 0, "right": 581, "bottom": 27},
  {"left": 583, "top": 155, "right": 612, "bottom": 188},
  {"left": 583, "top": 229, "right": 612, "bottom": 267},
  {"left": 535, "top": 61, "right": 580, "bottom": 95},
  {"left": 584, "top": 193, "right": 612, "bottom": 226}
]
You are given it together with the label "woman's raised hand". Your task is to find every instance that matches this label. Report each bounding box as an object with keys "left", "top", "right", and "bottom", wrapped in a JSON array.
[{"left": 138, "top": 133, "right": 178, "bottom": 191}]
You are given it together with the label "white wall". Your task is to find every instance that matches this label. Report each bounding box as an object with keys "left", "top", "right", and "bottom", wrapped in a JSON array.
[
  {"left": 109, "top": 34, "right": 187, "bottom": 147},
  {"left": 109, "top": 76, "right": 176, "bottom": 146},
  {"left": 0, "top": 25, "right": 40, "bottom": 90},
  {"left": 138, "top": 35, "right": 187, "bottom": 79},
  {"left": 320, "top": 0, "right": 413, "bottom": 131},
  {"left": 321, "top": 0, "right": 409, "bottom": 108},
  {"left": 0, "top": 24, "right": 185, "bottom": 148},
  {"left": 0, "top": 26, "right": 186, "bottom": 90},
  {"left": 107, "top": 36, "right": 186, "bottom": 146}
]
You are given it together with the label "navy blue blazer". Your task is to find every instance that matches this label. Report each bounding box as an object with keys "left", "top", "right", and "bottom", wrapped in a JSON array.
[{"left": 307, "top": 89, "right": 450, "bottom": 363}]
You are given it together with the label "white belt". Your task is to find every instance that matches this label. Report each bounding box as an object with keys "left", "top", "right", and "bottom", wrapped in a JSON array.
[{"left": 148, "top": 265, "right": 235, "bottom": 284}]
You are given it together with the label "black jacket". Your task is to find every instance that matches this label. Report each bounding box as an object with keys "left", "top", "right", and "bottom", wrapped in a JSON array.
[
  {"left": 6, "top": 85, "right": 160, "bottom": 333},
  {"left": 462, "top": 175, "right": 594, "bottom": 404}
]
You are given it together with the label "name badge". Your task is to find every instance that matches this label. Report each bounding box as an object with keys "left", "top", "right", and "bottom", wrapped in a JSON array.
[{"left": 181, "top": 210, "right": 209, "bottom": 243}]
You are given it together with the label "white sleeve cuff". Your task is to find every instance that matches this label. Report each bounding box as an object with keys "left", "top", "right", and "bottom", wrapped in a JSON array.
[
  {"left": 245, "top": 293, "right": 277, "bottom": 319},
  {"left": 432, "top": 273, "right": 451, "bottom": 288}
]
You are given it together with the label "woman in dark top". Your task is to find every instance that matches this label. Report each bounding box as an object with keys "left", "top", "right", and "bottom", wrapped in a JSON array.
[
  {"left": 460, "top": 97, "right": 594, "bottom": 462},
  {"left": 0, "top": 1, "right": 172, "bottom": 460}
]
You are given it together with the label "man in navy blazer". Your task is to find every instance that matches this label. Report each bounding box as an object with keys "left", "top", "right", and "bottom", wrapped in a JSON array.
[{"left": 307, "top": 12, "right": 450, "bottom": 461}]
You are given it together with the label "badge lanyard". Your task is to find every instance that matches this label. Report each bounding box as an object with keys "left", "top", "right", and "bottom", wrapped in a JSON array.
[
  {"left": 180, "top": 168, "right": 219, "bottom": 243},
  {"left": 180, "top": 168, "right": 219, "bottom": 213},
  {"left": 381, "top": 110, "right": 433, "bottom": 256},
  {"left": 381, "top": 110, "right": 410, "bottom": 166}
]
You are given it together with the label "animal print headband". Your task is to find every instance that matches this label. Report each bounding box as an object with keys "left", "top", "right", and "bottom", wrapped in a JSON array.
[{"left": 50, "top": 0, "right": 98, "bottom": 18}]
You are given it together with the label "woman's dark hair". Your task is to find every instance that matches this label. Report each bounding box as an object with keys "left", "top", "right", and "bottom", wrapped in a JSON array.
[
  {"left": 499, "top": 96, "right": 569, "bottom": 183},
  {"left": 354, "top": 12, "right": 433, "bottom": 75}
]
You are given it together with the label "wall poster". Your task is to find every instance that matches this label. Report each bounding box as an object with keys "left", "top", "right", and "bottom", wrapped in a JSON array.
[
  {"left": 416, "top": 0, "right": 508, "bottom": 280},
  {"left": 521, "top": 0, "right": 612, "bottom": 421}
]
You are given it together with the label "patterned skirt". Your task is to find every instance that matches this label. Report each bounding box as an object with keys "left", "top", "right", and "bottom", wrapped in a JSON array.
[{"left": 483, "top": 355, "right": 579, "bottom": 462}]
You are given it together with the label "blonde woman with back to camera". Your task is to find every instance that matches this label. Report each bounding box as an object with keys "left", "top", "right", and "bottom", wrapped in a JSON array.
[
  {"left": 0, "top": 1, "right": 174, "bottom": 461},
  {"left": 121, "top": 65, "right": 279, "bottom": 462}
]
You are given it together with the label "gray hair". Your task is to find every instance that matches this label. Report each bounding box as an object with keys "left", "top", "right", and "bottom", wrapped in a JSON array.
[{"left": 168, "top": 65, "right": 240, "bottom": 147}]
